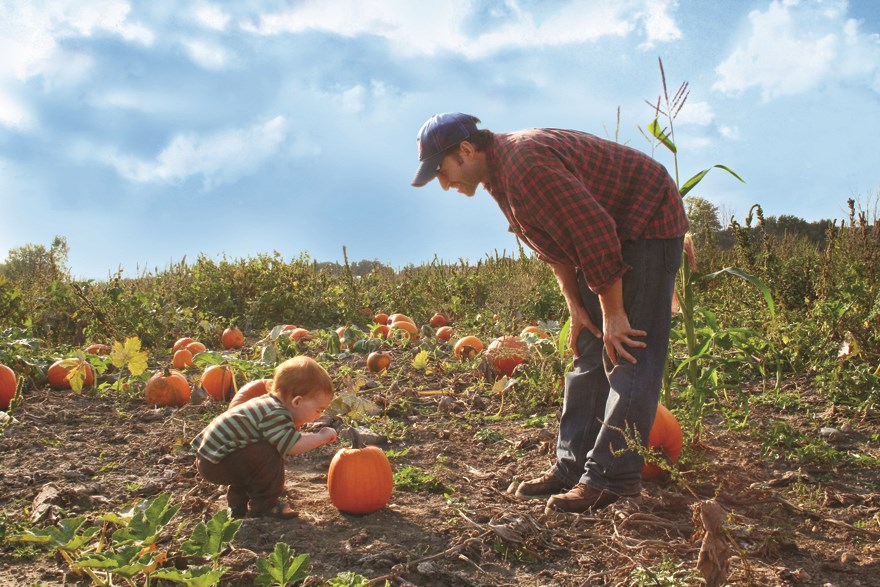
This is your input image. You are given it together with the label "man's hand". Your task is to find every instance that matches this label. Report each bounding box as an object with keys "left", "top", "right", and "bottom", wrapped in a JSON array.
[
  {"left": 568, "top": 304, "right": 600, "bottom": 358},
  {"left": 598, "top": 279, "right": 645, "bottom": 365}
]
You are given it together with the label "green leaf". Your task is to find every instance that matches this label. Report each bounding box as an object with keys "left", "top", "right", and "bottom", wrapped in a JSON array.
[
  {"left": 647, "top": 119, "right": 677, "bottom": 154},
  {"left": 699, "top": 267, "right": 775, "bottom": 319},
  {"left": 558, "top": 318, "right": 571, "bottom": 361},
  {"left": 181, "top": 508, "right": 241, "bottom": 561},
  {"left": 255, "top": 543, "right": 310, "bottom": 586},
  {"left": 112, "top": 493, "right": 181, "bottom": 547},
  {"left": 152, "top": 564, "right": 226, "bottom": 586},
  {"left": 10, "top": 517, "right": 100, "bottom": 552},
  {"left": 71, "top": 545, "right": 157, "bottom": 578},
  {"left": 411, "top": 350, "right": 429, "bottom": 370},
  {"left": 680, "top": 164, "right": 745, "bottom": 197}
]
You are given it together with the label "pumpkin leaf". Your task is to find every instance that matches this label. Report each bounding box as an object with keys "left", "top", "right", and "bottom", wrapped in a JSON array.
[
  {"left": 10, "top": 517, "right": 99, "bottom": 552},
  {"left": 255, "top": 542, "right": 310, "bottom": 586},
  {"left": 152, "top": 564, "right": 226, "bottom": 586},
  {"left": 411, "top": 350, "right": 429, "bottom": 370},
  {"left": 181, "top": 508, "right": 241, "bottom": 561},
  {"left": 112, "top": 493, "right": 181, "bottom": 547},
  {"left": 326, "top": 392, "right": 382, "bottom": 419},
  {"left": 110, "top": 336, "right": 148, "bottom": 376}
]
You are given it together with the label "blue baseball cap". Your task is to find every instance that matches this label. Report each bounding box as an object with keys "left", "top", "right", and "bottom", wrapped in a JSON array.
[{"left": 411, "top": 112, "right": 480, "bottom": 187}]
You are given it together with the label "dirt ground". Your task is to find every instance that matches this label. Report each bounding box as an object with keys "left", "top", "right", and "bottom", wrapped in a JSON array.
[{"left": 1, "top": 353, "right": 879, "bottom": 587}]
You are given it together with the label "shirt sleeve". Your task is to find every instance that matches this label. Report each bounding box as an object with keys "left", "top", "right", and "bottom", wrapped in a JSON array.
[
  {"left": 510, "top": 158, "right": 630, "bottom": 293},
  {"left": 258, "top": 409, "right": 300, "bottom": 456}
]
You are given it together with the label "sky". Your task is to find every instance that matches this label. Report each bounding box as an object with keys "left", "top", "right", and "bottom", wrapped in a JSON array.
[{"left": 1, "top": 0, "right": 879, "bottom": 280}]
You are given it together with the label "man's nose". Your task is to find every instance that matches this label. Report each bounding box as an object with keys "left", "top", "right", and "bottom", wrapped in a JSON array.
[{"left": 437, "top": 175, "right": 450, "bottom": 191}]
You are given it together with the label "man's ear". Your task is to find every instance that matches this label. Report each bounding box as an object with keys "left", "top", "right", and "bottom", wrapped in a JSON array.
[{"left": 459, "top": 140, "right": 476, "bottom": 158}]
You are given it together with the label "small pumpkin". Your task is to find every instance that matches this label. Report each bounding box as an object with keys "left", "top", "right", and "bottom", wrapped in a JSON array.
[
  {"left": 429, "top": 312, "right": 448, "bottom": 328},
  {"left": 453, "top": 336, "right": 483, "bottom": 360},
  {"left": 172, "top": 348, "right": 194, "bottom": 370},
  {"left": 221, "top": 327, "right": 244, "bottom": 349},
  {"left": 186, "top": 341, "right": 207, "bottom": 355},
  {"left": 201, "top": 364, "right": 235, "bottom": 402},
  {"left": 228, "top": 378, "right": 271, "bottom": 410},
  {"left": 85, "top": 343, "right": 112, "bottom": 355},
  {"left": 47, "top": 358, "right": 94, "bottom": 390},
  {"left": 389, "top": 320, "right": 418, "bottom": 342},
  {"left": 366, "top": 351, "right": 391, "bottom": 373},
  {"left": 288, "top": 328, "right": 310, "bottom": 343},
  {"left": 486, "top": 335, "right": 528, "bottom": 376},
  {"left": 173, "top": 337, "right": 195, "bottom": 353},
  {"left": 642, "top": 404, "right": 683, "bottom": 480},
  {"left": 374, "top": 313, "right": 389, "bottom": 325},
  {"left": 328, "top": 428, "right": 393, "bottom": 515},
  {"left": 435, "top": 326, "right": 455, "bottom": 342},
  {"left": 519, "top": 325, "right": 548, "bottom": 339},
  {"left": 145, "top": 369, "right": 191, "bottom": 407},
  {"left": 0, "top": 364, "right": 17, "bottom": 411},
  {"left": 371, "top": 324, "right": 390, "bottom": 339}
]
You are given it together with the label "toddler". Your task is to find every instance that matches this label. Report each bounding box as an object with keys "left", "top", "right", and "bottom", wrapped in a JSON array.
[{"left": 192, "top": 356, "right": 338, "bottom": 518}]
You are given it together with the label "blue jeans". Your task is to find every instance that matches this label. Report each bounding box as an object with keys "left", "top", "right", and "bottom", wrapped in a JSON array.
[{"left": 551, "top": 237, "right": 682, "bottom": 496}]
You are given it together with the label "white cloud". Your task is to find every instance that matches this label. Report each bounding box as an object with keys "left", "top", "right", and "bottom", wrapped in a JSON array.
[
  {"left": 241, "top": 0, "right": 681, "bottom": 58},
  {"left": 85, "top": 116, "right": 294, "bottom": 188},
  {"left": 713, "top": 0, "right": 880, "bottom": 100},
  {"left": 193, "top": 4, "right": 230, "bottom": 32},
  {"left": 675, "top": 101, "right": 715, "bottom": 126},
  {"left": 182, "top": 39, "right": 229, "bottom": 70},
  {"left": 719, "top": 125, "right": 741, "bottom": 140},
  {"left": 0, "top": 87, "right": 31, "bottom": 129}
]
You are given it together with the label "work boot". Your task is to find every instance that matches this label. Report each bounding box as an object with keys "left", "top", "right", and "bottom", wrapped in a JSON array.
[
  {"left": 545, "top": 483, "right": 626, "bottom": 513},
  {"left": 514, "top": 471, "right": 568, "bottom": 500}
]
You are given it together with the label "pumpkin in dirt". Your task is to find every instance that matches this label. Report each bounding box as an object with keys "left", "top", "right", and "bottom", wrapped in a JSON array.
[
  {"left": 186, "top": 341, "right": 207, "bottom": 355},
  {"left": 288, "top": 328, "right": 310, "bottom": 343},
  {"left": 486, "top": 336, "right": 529, "bottom": 376},
  {"left": 387, "top": 313, "right": 415, "bottom": 326},
  {"left": 435, "top": 326, "right": 455, "bottom": 342},
  {"left": 145, "top": 369, "right": 191, "bottom": 407},
  {"left": 642, "top": 403, "right": 683, "bottom": 480},
  {"left": 173, "top": 337, "right": 194, "bottom": 353},
  {"left": 366, "top": 351, "right": 391, "bottom": 373},
  {"left": 85, "top": 343, "right": 111, "bottom": 355},
  {"left": 0, "top": 364, "right": 16, "bottom": 411},
  {"left": 222, "top": 327, "right": 244, "bottom": 349},
  {"left": 47, "top": 358, "right": 94, "bottom": 390},
  {"left": 429, "top": 313, "right": 448, "bottom": 328},
  {"left": 172, "top": 349, "right": 194, "bottom": 370},
  {"left": 453, "top": 336, "right": 483, "bottom": 360},
  {"left": 371, "top": 324, "right": 390, "bottom": 339},
  {"left": 228, "top": 378, "right": 271, "bottom": 410},
  {"left": 201, "top": 364, "right": 235, "bottom": 402},
  {"left": 328, "top": 429, "right": 393, "bottom": 515}
]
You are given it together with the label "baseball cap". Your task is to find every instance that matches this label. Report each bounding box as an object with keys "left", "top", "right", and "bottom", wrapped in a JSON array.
[{"left": 411, "top": 112, "right": 480, "bottom": 187}]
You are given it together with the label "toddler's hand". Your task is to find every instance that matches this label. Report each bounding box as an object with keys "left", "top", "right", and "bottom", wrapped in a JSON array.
[{"left": 321, "top": 427, "right": 338, "bottom": 444}]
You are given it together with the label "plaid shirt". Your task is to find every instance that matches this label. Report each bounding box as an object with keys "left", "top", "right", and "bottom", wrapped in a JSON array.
[{"left": 485, "top": 129, "right": 689, "bottom": 293}]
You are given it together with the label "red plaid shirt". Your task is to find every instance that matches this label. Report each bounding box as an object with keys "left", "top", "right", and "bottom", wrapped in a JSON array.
[{"left": 484, "top": 129, "right": 688, "bottom": 293}]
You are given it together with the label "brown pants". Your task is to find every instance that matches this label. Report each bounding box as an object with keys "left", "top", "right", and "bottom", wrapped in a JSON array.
[{"left": 195, "top": 441, "right": 284, "bottom": 514}]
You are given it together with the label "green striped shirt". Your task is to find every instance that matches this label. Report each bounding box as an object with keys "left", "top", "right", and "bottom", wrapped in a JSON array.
[{"left": 191, "top": 394, "right": 300, "bottom": 464}]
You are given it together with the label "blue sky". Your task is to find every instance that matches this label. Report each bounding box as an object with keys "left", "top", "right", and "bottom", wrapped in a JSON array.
[{"left": 1, "top": 0, "right": 879, "bottom": 279}]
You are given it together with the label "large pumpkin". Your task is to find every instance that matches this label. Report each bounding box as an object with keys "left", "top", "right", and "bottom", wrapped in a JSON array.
[
  {"left": 642, "top": 403, "right": 683, "bottom": 480},
  {"left": 328, "top": 429, "right": 393, "bottom": 515},
  {"left": 435, "top": 326, "right": 455, "bottom": 342},
  {"left": 486, "top": 335, "right": 528, "bottom": 376},
  {"left": 201, "top": 365, "right": 235, "bottom": 402},
  {"left": 227, "top": 378, "right": 271, "bottom": 410},
  {"left": 47, "top": 358, "right": 94, "bottom": 390},
  {"left": 172, "top": 337, "right": 195, "bottom": 353},
  {"left": 388, "top": 320, "right": 418, "bottom": 342},
  {"left": 221, "top": 327, "right": 244, "bottom": 349},
  {"left": 0, "top": 364, "right": 17, "bottom": 411},
  {"left": 145, "top": 369, "right": 191, "bottom": 407}
]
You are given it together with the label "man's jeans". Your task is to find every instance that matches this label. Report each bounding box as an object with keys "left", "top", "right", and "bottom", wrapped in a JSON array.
[{"left": 551, "top": 237, "right": 683, "bottom": 496}]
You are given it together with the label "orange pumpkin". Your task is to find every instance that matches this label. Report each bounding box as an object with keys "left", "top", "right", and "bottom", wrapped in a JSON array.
[
  {"left": 0, "top": 364, "right": 16, "bottom": 411},
  {"left": 371, "top": 324, "right": 390, "bottom": 339},
  {"left": 328, "top": 429, "right": 393, "bottom": 515},
  {"left": 429, "top": 313, "right": 448, "bottom": 328},
  {"left": 387, "top": 313, "right": 415, "bottom": 326},
  {"left": 642, "top": 404, "right": 683, "bottom": 480},
  {"left": 186, "top": 341, "right": 207, "bottom": 355},
  {"left": 288, "top": 328, "right": 310, "bottom": 343},
  {"left": 374, "top": 313, "right": 389, "bottom": 325},
  {"left": 201, "top": 364, "right": 235, "bottom": 402},
  {"left": 173, "top": 337, "right": 195, "bottom": 353},
  {"left": 172, "top": 348, "right": 194, "bottom": 370},
  {"left": 85, "top": 343, "right": 111, "bottom": 355},
  {"left": 519, "top": 325, "right": 548, "bottom": 339},
  {"left": 389, "top": 320, "right": 418, "bottom": 342},
  {"left": 47, "top": 358, "right": 94, "bottom": 390},
  {"left": 486, "top": 336, "right": 528, "bottom": 376},
  {"left": 453, "top": 336, "right": 483, "bottom": 360},
  {"left": 145, "top": 369, "right": 191, "bottom": 407},
  {"left": 228, "top": 378, "right": 271, "bottom": 410},
  {"left": 280, "top": 324, "right": 297, "bottom": 333},
  {"left": 221, "top": 327, "right": 244, "bottom": 349},
  {"left": 366, "top": 351, "right": 391, "bottom": 373},
  {"left": 435, "top": 326, "right": 455, "bottom": 342}
]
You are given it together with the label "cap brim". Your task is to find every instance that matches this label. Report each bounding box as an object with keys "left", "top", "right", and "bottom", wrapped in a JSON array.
[{"left": 411, "top": 152, "right": 445, "bottom": 187}]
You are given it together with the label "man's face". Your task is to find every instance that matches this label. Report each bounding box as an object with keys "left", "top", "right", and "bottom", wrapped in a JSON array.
[{"left": 436, "top": 146, "right": 481, "bottom": 197}]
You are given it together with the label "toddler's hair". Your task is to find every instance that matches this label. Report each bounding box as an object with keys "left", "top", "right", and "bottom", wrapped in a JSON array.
[{"left": 269, "top": 356, "right": 333, "bottom": 403}]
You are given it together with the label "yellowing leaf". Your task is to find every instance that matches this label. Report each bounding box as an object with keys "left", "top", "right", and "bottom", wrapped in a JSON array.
[
  {"left": 110, "top": 336, "right": 149, "bottom": 376},
  {"left": 411, "top": 350, "right": 429, "bottom": 370},
  {"left": 66, "top": 360, "right": 88, "bottom": 392}
]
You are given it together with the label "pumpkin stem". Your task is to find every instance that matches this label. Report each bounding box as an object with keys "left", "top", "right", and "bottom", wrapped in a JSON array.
[{"left": 349, "top": 426, "right": 366, "bottom": 449}]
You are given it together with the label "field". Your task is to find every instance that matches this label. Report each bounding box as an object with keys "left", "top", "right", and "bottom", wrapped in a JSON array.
[{"left": 1, "top": 204, "right": 879, "bottom": 586}]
